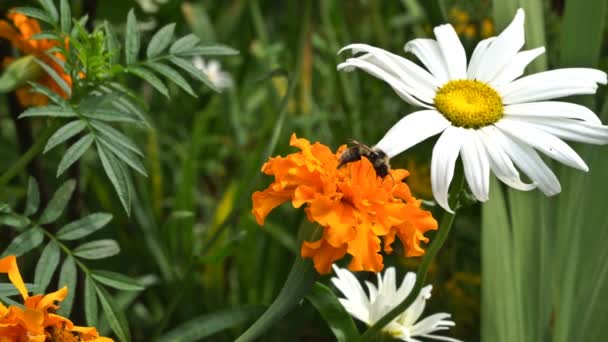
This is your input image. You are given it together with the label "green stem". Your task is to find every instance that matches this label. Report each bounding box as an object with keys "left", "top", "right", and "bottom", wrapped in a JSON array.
[
  {"left": 360, "top": 171, "right": 466, "bottom": 341},
  {"left": 0, "top": 121, "right": 60, "bottom": 188}
]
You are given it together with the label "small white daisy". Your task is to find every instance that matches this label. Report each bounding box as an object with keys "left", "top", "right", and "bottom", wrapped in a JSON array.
[
  {"left": 192, "top": 56, "right": 234, "bottom": 91},
  {"left": 338, "top": 9, "right": 608, "bottom": 212},
  {"left": 331, "top": 265, "right": 460, "bottom": 342}
]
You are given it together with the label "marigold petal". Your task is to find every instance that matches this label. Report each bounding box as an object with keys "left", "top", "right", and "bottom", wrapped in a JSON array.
[
  {"left": 251, "top": 188, "right": 293, "bottom": 225},
  {"left": 301, "top": 237, "right": 347, "bottom": 274},
  {"left": 0, "top": 255, "right": 28, "bottom": 300},
  {"left": 346, "top": 223, "right": 384, "bottom": 273},
  {"left": 36, "top": 287, "right": 68, "bottom": 311}
]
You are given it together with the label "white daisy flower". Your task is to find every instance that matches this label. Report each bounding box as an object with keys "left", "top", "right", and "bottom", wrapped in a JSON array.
[
  {"left": 338, "top": 9, "right": 608, "bottom": 212},
  {"left": 331, "top": 265, "right": 460, "bottom": 342},
  {"left": 192, "top": 56, "right": 234, "bottom": 91}
]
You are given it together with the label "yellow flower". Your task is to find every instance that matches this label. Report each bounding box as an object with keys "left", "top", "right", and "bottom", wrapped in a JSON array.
[
  {"left": 252, "top": 134, "right": 438, "bottom": 274},
  {"left": 0, "top": 255, "right": 113, "bottom": 342},
  {"left": 0, "top": 11, "right": 72, "bottom": 107},
  {"left": 480, "top": 18, "right": 495, "bottom": 38}
]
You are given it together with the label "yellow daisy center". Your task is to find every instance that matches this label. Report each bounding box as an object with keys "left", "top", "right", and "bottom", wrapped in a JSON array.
[{"left": 434, "top": 80, "right": 503, "bottom": 128}]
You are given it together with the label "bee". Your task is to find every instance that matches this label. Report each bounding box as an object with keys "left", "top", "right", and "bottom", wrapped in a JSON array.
[{"left": 337, "top": 140, "right": 391, "bottom": 178}]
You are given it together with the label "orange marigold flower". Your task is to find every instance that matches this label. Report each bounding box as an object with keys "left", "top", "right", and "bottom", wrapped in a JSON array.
[
  {"left": 0, "top": 255, "right": 113, "bottom": 342},
  {"left": 252, "top": 134, "right": 438, "bottom": 274},
  {"left": 0, "top": 11, "right": 72, "bottom": 107}
]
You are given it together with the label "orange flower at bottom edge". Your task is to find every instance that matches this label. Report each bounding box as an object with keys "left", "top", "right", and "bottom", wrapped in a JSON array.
[
  {"left": 0, "top": 11, "right": 72, "bottom": 107},
  {"left": 252, "top": 134, "right": 438, "bottom": 274},
  {"left": 0, "top": 255, "right": 113, "bottom": 342}
]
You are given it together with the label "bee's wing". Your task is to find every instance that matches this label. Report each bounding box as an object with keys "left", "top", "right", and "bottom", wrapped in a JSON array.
[{"left": 347, "top": 139, "right": 374, "bottom": 153}]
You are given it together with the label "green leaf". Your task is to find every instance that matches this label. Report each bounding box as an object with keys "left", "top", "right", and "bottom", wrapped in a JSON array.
[
  {"left": 34, "top": 59, "right": 71, "bottom": 97},
  {"left": 56, "top": 213, "right": 113, "bottom": 241},
  {"left": 82, "top": 107, "right": 141, "bottom": 124},
  {"left": 169, "top": 56, "right": 219, "bottom": 92},
  {"left": 1, "top": 227, "right": 44, "bottom": 257},
  {"left": 0, "top": 214, "right": 30, "bottom": 230},
  {"left": 159, "top": 306, "right": 265, "bottom": 342},
  {"left": 182, "top": 45, "right": 239, "bottom": 57},
  {"left": 91, "top": 271, "right": 144, "bottom": 291},
  {"left": 84, "top": 276, "right": 99, "bottom": 327},
  {"left": 34, "top": 242, "right": 60, "bottom": 292},
  {"left": 57, "top": 256, "right": 77, "bottom": 316},
  {"left": 28, "top": 82, "right": 67, "bottom": 106},
  {"left": 97, "top": 144, "right": 133, "bottom": 215},
  {"left": 59, "top": 0, "right": 71, "bottom": 32},
  {"left": 169, "top": 34, "right": 200, "bottom": 54},
  {"left": 89, "top": 121, "right": 142, "bottom": 156},
  {"left": 13, "top": 7, "right": 53, "bottom": 24},
  {"left": 39, "top": 180, "right": 76, "bottom": 224},
  {"left": 96, "top": 285, "right": 131, "bottom": 342},
  {"left": 125, "top": 9, "right": 140, "bottom": 65},
  {"left": 73, "top": 239, "right": 120, "bottom": 260},
  {"left": 44, "top": 120, "right": 87, "bottom": 153},
  {"left": 306, "top": 283, "right": 360, "bottom": 342},
  {"left": 95, "top": 135, "right": 147, "bottom": 176},
  {"left": 145, "top": 62, "right": 196, "bottom": 97},
  {"left": 104, "top": 21, "right": 121, "bottom": 65},
  {"left": 71, "top": 15, "right": 89, "bottom": 37},
  {"left": 0, "top": 283, "right": 38, "bottom": 296},
  {"left": 56, "top": 133, "right": 94, "bottom": 176},
  {"left": 30, "top": 31, "right": 61, "bottom": 41},
  {"left": 146, "top": 23, "right": 176, "bottom": 58},
  {"left": 128, "top": 67, "right": 169, "bottom": 98},
  {"left": 19, "top": 105, "right": 76, "bottom": 118},
  {"left": 24, "top": 177, "right": 40, "bottom": 217},
  {"left": 235, "top": 256, "right": 318, "bottom": 342},
  {"left": 38, "top": 0, "right": 58, "bottom": 22},
  {"left": 560, "top": 0, "right": 607, "bottom": 68}
]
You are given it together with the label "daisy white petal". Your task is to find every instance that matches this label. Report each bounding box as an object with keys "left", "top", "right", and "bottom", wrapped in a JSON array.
[
  {"left": 479, "top": 127, "right": 536, "bottom": 191},
  {"left": 504, "top": 101, "right": 601, "bottom": 124},
  {"left": 433, "top": 24, "right": 467, "bottom": 80},
  {"left": 496, "top": 119, "right": 589, "bottom": 171},
  {"left": 500, "top": 68, "right": 607, "bottom": 104},
  {"left": 467, "top": 37, "right": 495, "bottom": 79},
  {"left": 460, "top": 130, "right": 490, "bottom": 202},
  {"left": 331, "top": 265, "right": 370, "bottom": 323},
  {"left": 404, "top": 38, "right": 450, "bottom": 84},
  {"left": 431, "top": 127, "right": 465, "bottom": 213},
  {"left": 375, "top": 110, "right": 450, "bottom": 158},
  {"left": 493, "top": 128, "right": 561, "bottom": 195},
  {"left": 331, "top": 266, "right": 460, "bottom": 342},
  {"left": 473, "top": 8, "right": 525, "bottom": 82},
  {"left": 489, "top": 47, "right": 545, "bottom": 87},
  {"left": 512, "top": 117, "right": 608, "bottom": 145},
  {"left": 338, "top": 58, "right": 432, "bottom": 108}
]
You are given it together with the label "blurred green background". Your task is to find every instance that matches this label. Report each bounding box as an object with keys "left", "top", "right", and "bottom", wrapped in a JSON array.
[{"left": 1, "top": 0, "right": 607, "bottom": 341}]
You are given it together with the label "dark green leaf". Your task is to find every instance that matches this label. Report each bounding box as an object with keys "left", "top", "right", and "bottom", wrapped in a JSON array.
[
  {"left": 181, "top": 45, "right": 239, "bottom": 57},
  {"left": 56, "top": 213, "right": 113, "bottom": 241},
  {"left": 0, "top": 283, "right": 38, "bottom": 296},
  {"left": 19, "top": 105, "right": 76, "bottom": 118},
  {"left": 73, "top": 239, "right": 120, "bottom": 260},
  {"left": 146, "top": 62, "right": 196, "bottom": 97},
  {"left": 44, "top": 120, "right": 87, "bottom": 153},
  {"left": 57, "top": 256, "right": 77, "bottom": 316},
  {"left": 56, "top": 134, "right": 94, "bottom": 176},
  {"left": 38, "top": 0, "right": 58, "bottom": 22},
  {"left": 159, "top": 306, "right": 265, "bottom": 342},
  {"left": 59, "top": 0, "right": 71, "bottom": 32},
  {"left": 30, "top": 31, "right": 61, "bottom": 41},
  {"left": 169, "top": 56, "right": 219, "bottom": 92},
  {"left": 89, "top": 121, "right": 142, "bottom": 156},
  {"left": 24, "top": 177, "right": 40, "bottom": 216},
  {"left": 146, "top": 23, "right": 175, "bottom": 58},
  {"left": 34, "top": 242, "right": 60, "bottom": 292},
  {"left": 1, "top": 227, "right": 44, "bottom": 257},
  {"left": 84, "top": 276, "right": 99, "bottom": 327},
  {"left": 34, "top": 59, "right": 71, "bottom": 97},
  {"left": 91, "top": 271, "right": 144, "bottom": 291},
  {"left": 104, "top": 21, "right": 121, "bottom": 64},
  {"left": 97, "top": 144, "right": 132, "bottom": 215},
  {"left": 13, "top": 7, "right": 53, "bottom": 24},
  {"left": 306, "top": 283, "right": 360, "bottom": 342},
  {"left": 82, "top": 107, "right": 141, "bottom": 124},
  {"left": 39, "top": 180, "right": 76, "bottom": 224},
  {"left": 0, "top": 214, "right": 30, "bottom": 230},
  {"left": 169, "top": 34, "right": 200, "bottom": 54},
  {"left": 125, "top": 9, "right": 140, "bottom": 65},
  {"left": 128, "top": 67, "right": 169, "bottom": 98},
  {"left": 96, "top": 285, "right": 131, "bottom": 342},
  {"left": 95, "top": 135, "right": 147, "bottom": 176},
  {"left": 28, "top": 82, "right": 66, "bottom": 106}
]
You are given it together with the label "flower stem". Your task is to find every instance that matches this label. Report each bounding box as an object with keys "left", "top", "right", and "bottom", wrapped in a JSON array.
[
  {"left": 359, "top": 171, "right": 466, "bottom": 341},
  {"left": 0, "top": 121, "right": 60, "bottom": 189}
]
